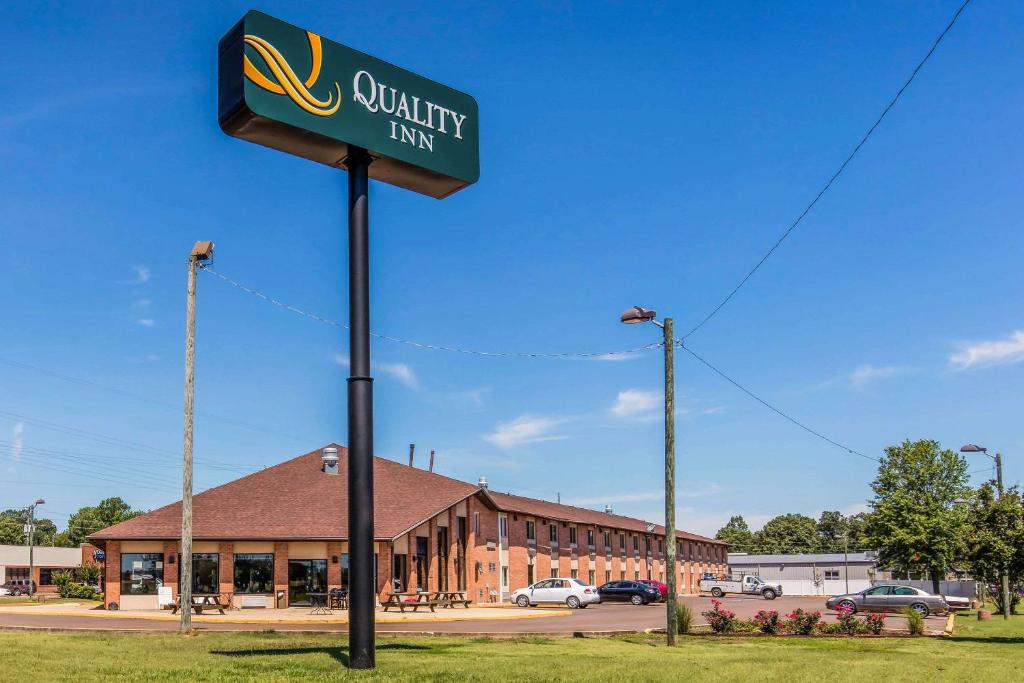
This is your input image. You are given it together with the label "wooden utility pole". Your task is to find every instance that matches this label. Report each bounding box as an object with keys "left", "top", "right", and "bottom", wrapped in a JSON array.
[
  {"left": 180, "top": 241, "right": 213, "bottom": 633},
  {"left": 663, "top": 318, "right": 677, "bottom": 646}
]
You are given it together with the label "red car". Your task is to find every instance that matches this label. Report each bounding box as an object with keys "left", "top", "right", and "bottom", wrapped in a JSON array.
[{"left": 637, "top": 579, "right": 667, "bottom": 601}]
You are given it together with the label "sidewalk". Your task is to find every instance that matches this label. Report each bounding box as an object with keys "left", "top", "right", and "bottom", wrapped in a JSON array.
[{"left": 0, "top": 602, "right": 569, "bottom": 625}]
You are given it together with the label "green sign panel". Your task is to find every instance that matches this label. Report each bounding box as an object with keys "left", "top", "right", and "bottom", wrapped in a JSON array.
[{"left": 219, "top": 11, "right": 479, "bottom": 198}]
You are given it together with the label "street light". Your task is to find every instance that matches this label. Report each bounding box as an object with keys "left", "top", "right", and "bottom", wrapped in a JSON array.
[
  {"left": 25, "top": 498, "right": 45, "bottom": 597},
  {"left": 620, "top": 306, "right": 677, "bottom": 646},
  {"left": 960, "top": 443, "right": 1010, "bottom": 620}
]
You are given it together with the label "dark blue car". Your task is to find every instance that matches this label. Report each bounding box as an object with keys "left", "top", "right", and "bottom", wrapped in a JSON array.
[{"left": 597, "top": 580, "right": 660, "bottom": 605}]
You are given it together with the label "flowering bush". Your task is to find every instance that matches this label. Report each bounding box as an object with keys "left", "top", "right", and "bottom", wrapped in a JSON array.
[
  {"left": 753, "top": 609, "right": 781, "bottom": 634},
  {"left": 863, "top": 612, "right": 886, "bottom": 635},
  {"left": 833, "top": 602, "right": 866, "bottom": 635},
  {"left": 784, "top": 608, "right": 822, "bottom": 635},
  {"left": 701, "top": 599, "right": 738, "bottom": 633}
]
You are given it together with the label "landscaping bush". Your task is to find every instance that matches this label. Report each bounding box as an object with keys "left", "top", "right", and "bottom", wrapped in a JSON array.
[
  {"left": 904, "top": 607, "right": 925, "bottom": 636},
  {"left": 752, "top": 610, "right": 781, "bottom": 634},
  {"left": 784, "top": 608, "right": 821, "bottom": 635},
  {"left": 701, "top": 600, "right": 737, "bottom": 634},
  {"left": 676, "top": 602, "right": 694, "bottom": 635},
  {"left": 863, "top": 613, "right": 886, "bottom": 635},
  {"left": 834, "top": 603, "right": 866, "bottom": 635},
  {"left": 51, "top": 569, "right": 99, "bottom": 601}
]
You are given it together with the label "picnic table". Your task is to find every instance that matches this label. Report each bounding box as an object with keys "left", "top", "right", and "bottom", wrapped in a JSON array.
[
  {"left": 381, "top": 591, "right": 440, "bottom": 613},
  {"left": 308, "top": 592, "right": 331, "bottom": 616},
  {"left": 170, "top": 594, "right": 227, "bottom": 615},
  {"left": 431, "top": 590, "right": 472, "bottom": 609}
]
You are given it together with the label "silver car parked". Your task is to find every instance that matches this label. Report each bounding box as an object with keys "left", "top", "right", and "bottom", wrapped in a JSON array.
[{"left": 825, "top": 584, "right": 947, "bottom": 617}]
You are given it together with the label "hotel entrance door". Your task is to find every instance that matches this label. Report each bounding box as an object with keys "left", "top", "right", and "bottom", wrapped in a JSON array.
[{"left": 288, "top": 559, "right": 327, "bottom": 606}]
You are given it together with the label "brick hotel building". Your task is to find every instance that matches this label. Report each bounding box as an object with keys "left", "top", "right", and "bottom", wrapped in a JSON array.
[{"left": 89, "top": 446, "right": 727, "bottom": 609}]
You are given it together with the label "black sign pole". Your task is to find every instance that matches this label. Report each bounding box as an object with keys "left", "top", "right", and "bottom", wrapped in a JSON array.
[{"left": 345, "top": 146, "right": 375, "bottom": 669}]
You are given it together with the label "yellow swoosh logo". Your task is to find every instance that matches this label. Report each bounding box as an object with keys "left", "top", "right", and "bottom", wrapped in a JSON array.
[{"left": 243, "top": 31, "right": 341, "bottom": 117}]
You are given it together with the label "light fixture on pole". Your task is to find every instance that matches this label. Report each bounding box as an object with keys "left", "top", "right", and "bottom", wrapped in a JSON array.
[
  {"left": 620, "top": 305, "right": 677, "bottom": 646},
  {"left": 25, "top": 499, "right": 45, "bottom": 597},
  {"left": 960, "top": 443, "right": 1011, "bottom": 620},
  {"left": 180, "top": 240, "right": 213, "bottom": 633}
]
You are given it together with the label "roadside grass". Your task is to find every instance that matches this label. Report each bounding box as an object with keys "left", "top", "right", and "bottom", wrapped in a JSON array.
[
  {"left": 0, "top": 625, "right": 1021, "bottom": 682},
  {"left": 952, "top": 605, "right": 1024, "bottom": 642}
]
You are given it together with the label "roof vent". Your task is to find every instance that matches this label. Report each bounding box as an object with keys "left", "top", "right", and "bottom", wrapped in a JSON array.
[
  {"left": 322, "top": 447, "right": 339, "bottom": 475},
  {"left": 604, "top": 505, "right": 613, "bottom": 514},
  {"left": 478, "top": 476, "right": 488, "bottom": 490}
]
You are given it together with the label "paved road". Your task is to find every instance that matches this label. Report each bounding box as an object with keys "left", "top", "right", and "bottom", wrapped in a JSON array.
[{"left": 0, "top": 596, "right": 946, "bottom": 634}]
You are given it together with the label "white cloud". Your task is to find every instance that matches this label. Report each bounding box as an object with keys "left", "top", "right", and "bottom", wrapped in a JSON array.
[
  {"left": 484, "top": 415, "right": 570, "bottom": 449},
  {"left": 849, "top": 364, "right": 910, "bottom": 388},
  {"left": 333, "top": 354, "right": 418, "bottom": 389},
  {"left": 950, "top": 330, "right": 1024, "bottom": 370},
  {"left": 120, "top": 265, "right": 151, "bottom": 285},
  {"left": 9, "top": 422, "right": 24, "bottom": 464},
  {"left": 136, "top": 318, "right": 155, "bottom": 328},
  {"left": 610, "top": 389, "right": 661, "bottom": 420}
]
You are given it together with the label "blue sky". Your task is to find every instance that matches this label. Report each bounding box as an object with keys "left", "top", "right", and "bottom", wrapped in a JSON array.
[{"left": 2, "top": 1, "right": 1021, "bottom": 538}]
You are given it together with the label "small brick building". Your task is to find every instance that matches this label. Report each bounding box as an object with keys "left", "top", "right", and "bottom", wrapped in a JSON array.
[{"left": 88, "top": 445, "right": 727, "bottom": 609}]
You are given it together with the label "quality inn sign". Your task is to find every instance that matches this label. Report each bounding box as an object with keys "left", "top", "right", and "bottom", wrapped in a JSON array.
[{"left": 219, "top": 10, "right": 479, "bottom": 198}]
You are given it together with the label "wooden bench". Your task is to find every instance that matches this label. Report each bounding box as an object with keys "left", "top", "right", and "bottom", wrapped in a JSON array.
[{"left": 431, "top": 591, "right": 472, "bottom": 609}]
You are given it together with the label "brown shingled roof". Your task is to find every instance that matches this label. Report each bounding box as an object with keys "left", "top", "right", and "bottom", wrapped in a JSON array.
[
  {"left": 485, "top": 491, "right": 724, "bottom": 545},
  {"left": 89, "top": 446, "right": 481, "bottom": 542}
]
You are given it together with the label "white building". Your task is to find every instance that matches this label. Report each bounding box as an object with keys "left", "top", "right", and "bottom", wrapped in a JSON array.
[
  {"left": 0, "top": 544, "right": 83, "bottom": 592},
  {"left": 727, "top": 552, "right": 889, "bottom": 596}
]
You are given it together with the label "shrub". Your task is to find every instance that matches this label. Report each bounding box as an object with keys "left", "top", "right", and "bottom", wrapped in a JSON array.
[
  {"left": 51, "top": 569, "right": 99, "bottom": 600},
  {"left": 701, "top": 600, "right": 738, "bottom": 634},
  {"left": 76, "top": 562, "right": 102, "bottom": 586},
  {"left": 753, "top": 610, "right": 781, "bottom": 634},
  {"left": 676, "top": 602, "right": 694, "bottom": 635},
  {"left": 785, "top": 608, "right": 822, "bottom": 635},
  {"left": 863, "top": 612, "right": 886, "bottom": 635},
  {"left": 904, "top": 607, "right": 925, "bottom": 636},
  {"left": 834, "top": 603, "right": 866, "bottom": 635}
]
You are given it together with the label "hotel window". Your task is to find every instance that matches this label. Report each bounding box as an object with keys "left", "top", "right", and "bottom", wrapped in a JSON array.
[
  {"left": 488, "top": 562, "right": 495, "bottom": 573},
  {"left": 549, "top": 524, "right": 558, "bottom": 543},
  {"left": 587, "top": 529, "right": 595, "bottom": 547},
  {"left": 190, "top": 554, "right": 220, "bottom": 594},
  {"left": 619, "top": 571, "right": 625, "bottom": 580},
  {"left": 499, "top": 517, "right": 507, "bottom": 540},
  {"left": 570, "top": 569, "right": 578, "bottom": 579},
  {"left": 38, "top": 568, "right": 58, "bottom": 586},
  {"left": 619, "top": 534, "right": 625, "bottom": 552},
  {"left": 658, "top": 540, "right": 663, "bottom": 553},
  {"left": 588, "top": 570, "right": 596, "bottom": 585},
  {"left": 633, "top": 536, "right": 639, "bottom": 551},
  {"left": 603, "top": 531, "right": 610, "bottom": 549},
  {"left": 569, "top": 527, "right": 577, "bottom": 545},
  {"left": 824, "top": 569, "right": 840, "bottom": 581},
  {"left": 121, "top": 553, "right": 164, "bottom": 595},
  {"left": 473, "top": 512, "right": 480, "bottom": 535},
  {"left": 634, "top": 571, "right": 640, "bottom": 581},
  {"left": 526, "top": 521, "right": 536, "bottom": 541},
  {"left": 551, "top": 568, "right": 558, "bottom": 578},
  {"left": 438, "top": 527, "right": 450, "bottom": 591},
  {"left": 234, "top": 554, "right": 274, "bottom": 594},
  {"left": 605, "top": 570, "right": 611, "bottom": 583},
  {"left": 501, "top": 567, "right": 509, "bottom": 588}
]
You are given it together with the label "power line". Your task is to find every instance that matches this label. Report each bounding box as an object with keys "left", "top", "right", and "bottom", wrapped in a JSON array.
[
  {"left": 201, "top": 265, "right": 663, "bottom": 359},
  {"left": 680, "top": 342, "right": 879, "bottom": 463},
  {"left": 681, "top": 0, "right": 972, "bottom": 339}
]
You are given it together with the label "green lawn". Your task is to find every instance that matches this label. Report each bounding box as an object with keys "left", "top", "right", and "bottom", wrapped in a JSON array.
[{"left": 0, "top": 612, "right": 1020, "bottom": 682}]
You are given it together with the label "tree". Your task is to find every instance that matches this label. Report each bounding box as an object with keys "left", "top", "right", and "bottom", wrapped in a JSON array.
[
  {"left": 846, "top": 512, "right": 871, "bottom": 550},
  {"left": 755, "top": 514, "right": 820, "bottom": 554},
  {"left": 865, "top": 439, "right": 970, "bottom": 595},
  {"left": 965, "top": 484, "right": 1024, "bottom": 614},
  {"left": 0, "top": 511, "right": 24, "bottom": 545},
  {"left": 65, "top": 497, "right": 141, "bottom": 546},
  {"left": 715, "top": 515, "right": 756, "bottom": 552},
  {"left": 816, "top": 511, "right": 850, "bottom": 553}
]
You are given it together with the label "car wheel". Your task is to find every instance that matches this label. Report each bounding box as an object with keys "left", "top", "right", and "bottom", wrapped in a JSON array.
[
  {"left": 566, "top": 596, "right": 581, "bottom": 609},
  {"left": 910, "top": 603, "right": 930, "bottom": 618},
  {"left": 515, "top": 595, "right": 530, "bottom": 608},
  {"left": 838, "top": 600, "right": 856, "bottom": 613},
  {"left": 762, "top": 589, "right": 777, "bottom": 600},
  {"left": 630, "top": 595, "right": 644, "bottom": 606},
  {"left": 711, "top": 588, "right": 723, "bottom": 598}
]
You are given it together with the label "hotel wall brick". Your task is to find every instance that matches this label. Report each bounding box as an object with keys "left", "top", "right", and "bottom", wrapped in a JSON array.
[
  {"left": 273, "top": 542, "right": 289, "bottom": 607},
  {"left": 218, "top": 542, "right": 234, "bottom": 600},
  {"left": 327, "top": 541, "right": 342, "bottom": 589},
  {"left": 163, "top": 541, "right": 179, "bottom": 597},
  {"left": 103, "top": 541, "right": 120, "bottom": 607}
]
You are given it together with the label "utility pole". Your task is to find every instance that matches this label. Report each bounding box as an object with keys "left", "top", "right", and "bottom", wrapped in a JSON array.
[
  {"left": 24, "top": 499, "right": 44, "bottom": 597},
  {"left": 995, "top": 453, "right": 1011, "bottom": 621},
  {"left": 180, "top": 241, "right": 213, "bottom": 634},
  {"left": 619, "top": 306, "right": 677, "bottom": 645},
  {"left": 662, "top": 317, "right": 678, "bottom": 646},
  {"left": 843, "top": 534, "right": 850, "bottom": 595}
]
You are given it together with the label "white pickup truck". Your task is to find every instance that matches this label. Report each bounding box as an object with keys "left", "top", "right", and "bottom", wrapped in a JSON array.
[{"left": 699, "top": 574, "right": 782, "bottom": 600}]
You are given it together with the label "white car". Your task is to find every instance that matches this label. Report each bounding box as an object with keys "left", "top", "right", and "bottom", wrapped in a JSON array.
[
  {"left": 511, "top": 578, "right": 601, "bottom": 609},
  {"left": 0, "top": 587, "right": 11, "bottom": 596}
]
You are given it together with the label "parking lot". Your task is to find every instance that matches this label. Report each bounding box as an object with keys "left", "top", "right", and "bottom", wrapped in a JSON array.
[{"left": 0, "top": 595, "right": 948, "bottom": 634}]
